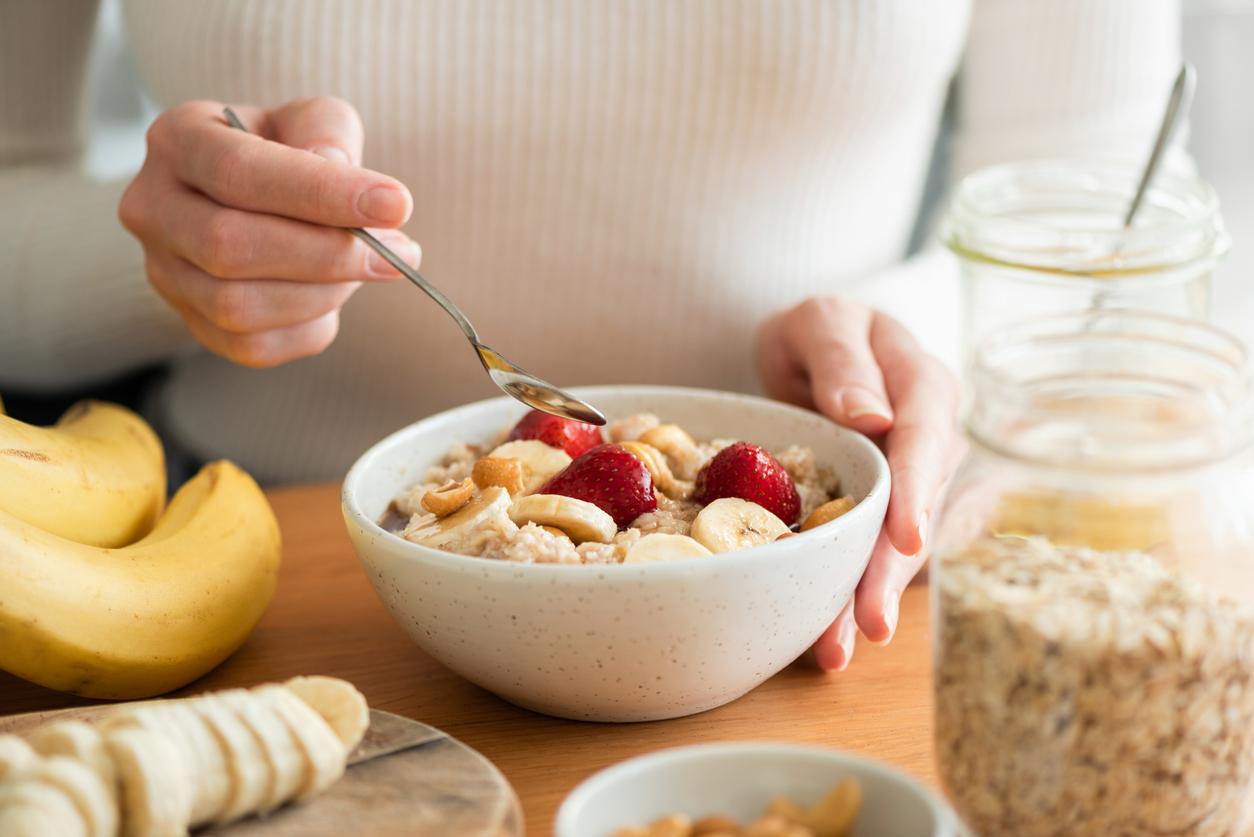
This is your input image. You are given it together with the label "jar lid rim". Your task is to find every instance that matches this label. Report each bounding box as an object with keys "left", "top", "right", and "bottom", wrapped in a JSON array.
[
  {"left": 943, "top": 157, "right": 1228, "bottom": 272},
  {"left": 968, "top": 310, "right": 1254, "bottom": 471}
]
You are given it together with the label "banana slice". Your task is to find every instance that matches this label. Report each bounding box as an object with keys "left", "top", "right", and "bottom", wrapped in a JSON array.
[
  {"left": 618, "top": 441, "right": 680, "bottom": 497},
  {"left": 639, "top": 424, "right": 703, "bottom": 480},
  {"left": 487, "top": 440, "right": 572, "bottom": 493},
  {"left": 26, "top": 755, "right": 117, "bottom": 837},
  {"left": 508, "top": 494, "right": 616, "bottom": 544},
  {"left": 103, "top": 724, "right": 192, "bottom": 837},
  {"left": 690, "top": 498, "right": 790, "bottom": 554},
  {"left": 100, "top": 703, "right": 227, "bottom": 828},
  {"left": 191, "top": 695, "right": 270, "bottom": 824},
  {"left": 0, "top": 734, "right": 37, "bottom": 779},
  {"left": 282, "top": 676, "right": 370, "bottom": 752},
  {"left": 219, "top": 690, "right": 305, "bottom": 814},
  {"left": 252, "top": 685, "right": 346, "bottom": 801},
  {"left": 403, "top": 486, "right": 511, "bottom": 550},
  {"left": 159, "top": 704, "right": 230, "bottom": 828},
  {"left": 0, "top": 779, "right": 87, "bottom": 837},
  {"left": 623, "top": 533, "right": 712, "bottom": 564},
  {"left": 25, "top": 721, "right": 115, "bottom": 796}
]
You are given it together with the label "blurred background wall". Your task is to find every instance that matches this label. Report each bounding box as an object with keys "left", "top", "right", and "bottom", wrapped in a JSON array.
[{"left": 1184, "top": 0, "right": 1254, "bottom": 337}]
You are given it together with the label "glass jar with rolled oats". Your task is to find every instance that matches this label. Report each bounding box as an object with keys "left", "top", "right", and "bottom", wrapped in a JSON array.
[{"left": 931, "top": 310, "right": 1254, "bottom": 837}]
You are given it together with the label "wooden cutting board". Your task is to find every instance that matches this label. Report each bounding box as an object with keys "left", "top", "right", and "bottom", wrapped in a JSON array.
[{"left": 0, "top": 706, "right": 523, "bottom": 836}]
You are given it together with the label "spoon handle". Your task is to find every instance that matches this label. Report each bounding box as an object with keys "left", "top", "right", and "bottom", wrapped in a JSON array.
[
  {"left": 348, "top": 228, "right": 479, "bottom": 342},
  {"left": 220, "top": 107, "right": 481, "bottom": 345},
  {"left": 1122, "top": 63, "right": 1196, "bottom": 228}
]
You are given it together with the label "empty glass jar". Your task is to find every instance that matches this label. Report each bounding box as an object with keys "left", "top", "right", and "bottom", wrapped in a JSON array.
[
  {"left": 932, "top": 310, "right": 1254, "bottom": 836},
  {"left": 943, "top": 158, "right": 1229, "bottom": 359}
]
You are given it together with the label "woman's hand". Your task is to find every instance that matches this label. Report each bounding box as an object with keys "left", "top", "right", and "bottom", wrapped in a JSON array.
[
  {"left": 119, "top": 97, "right": 420, "bottom": 367},
  {"left": 756, "top": 297, "right": 963, "bottom": 671}
]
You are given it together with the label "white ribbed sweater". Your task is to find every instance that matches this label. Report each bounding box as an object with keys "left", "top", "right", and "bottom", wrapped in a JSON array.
[{"left": 0, "top": 1, "right": 1182, "bottom": 482}]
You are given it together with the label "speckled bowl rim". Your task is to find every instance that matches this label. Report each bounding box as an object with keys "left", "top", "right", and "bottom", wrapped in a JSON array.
[
  {"left": 342, "top": 385, "right": 890, "bottom": 576},
  {"left": 554, "top": 741, "right": 962, "bottom": 837}
]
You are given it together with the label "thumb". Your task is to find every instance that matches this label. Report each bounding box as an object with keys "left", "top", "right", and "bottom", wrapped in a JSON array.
[
  {"left": 270, "top": 96, "right": 365, "bottom": 167},
  {"left": 788, "top": 299, "right": 895, "bottom": 436},
  {"left": 268, "top": 96, "right": 412, "bottom": 229}
]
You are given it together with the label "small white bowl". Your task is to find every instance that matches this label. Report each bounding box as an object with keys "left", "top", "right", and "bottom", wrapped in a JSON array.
[
  {"left": 556, "top": 743, "right": 963, "bottom": 837},
  {"left": 342, "top": 386, "right": 889, "bottom": 722}
]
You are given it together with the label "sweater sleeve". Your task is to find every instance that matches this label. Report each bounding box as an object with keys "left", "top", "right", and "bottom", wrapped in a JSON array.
[
  {"left": 845, "top": 0, "right": 1186, "bottom": 371},
  {"left": 0, "top": 0, "right": 191, "bottom": 393}
]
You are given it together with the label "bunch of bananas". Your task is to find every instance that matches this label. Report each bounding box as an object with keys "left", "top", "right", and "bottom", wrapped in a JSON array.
[{"left": 0, "top": 397, "right": 281, "bottom": 699}]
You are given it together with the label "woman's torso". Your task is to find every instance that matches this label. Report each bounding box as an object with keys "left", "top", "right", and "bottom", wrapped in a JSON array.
[{"left": 121, "top": 0, "right": 969, "bottom": 481}]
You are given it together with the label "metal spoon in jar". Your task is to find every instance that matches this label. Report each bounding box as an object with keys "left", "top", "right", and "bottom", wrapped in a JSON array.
[
  {"left": 1093, "top": 64, "right": 1197, "bottom": 311},
  {"left": 1122, "top": 63, "right": 1197, "bottom": 230},
  {"left": 221, "top": 107, "right": 607, "bottom": 427}
]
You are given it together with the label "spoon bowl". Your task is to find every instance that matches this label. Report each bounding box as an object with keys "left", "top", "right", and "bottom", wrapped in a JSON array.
[{"left": 475, "top": 343, "right": 606, "bottom": 425}]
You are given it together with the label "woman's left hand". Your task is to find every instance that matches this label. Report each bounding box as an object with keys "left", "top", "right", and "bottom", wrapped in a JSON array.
[{"left": 756, "top": 296, "right": 964, "bottom": 671}]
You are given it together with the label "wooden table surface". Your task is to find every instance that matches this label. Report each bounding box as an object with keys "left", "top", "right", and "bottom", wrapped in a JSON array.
[{"left": 0, "top": 483, "right": 937, "bottom": 835}]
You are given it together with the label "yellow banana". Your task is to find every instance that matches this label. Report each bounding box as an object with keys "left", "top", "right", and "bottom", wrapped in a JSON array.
[
  {"left": 0, "top": 460, "right": 281, "bottom": 699},
  {"left": 0, "top": 400, "right": 165, "bottom": 547}
]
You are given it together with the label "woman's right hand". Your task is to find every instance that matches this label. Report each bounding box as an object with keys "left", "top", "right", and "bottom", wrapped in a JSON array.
[{"left": 119, "top": 97, "right": 421, "bottom": 367}]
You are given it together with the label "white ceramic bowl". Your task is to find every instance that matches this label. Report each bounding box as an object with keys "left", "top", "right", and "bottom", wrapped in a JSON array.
[
  {"left": 556, "top": 743, "right": 963, "bottom": 837},
  {"left": 342, "top": 386, "right": 889, "bottom": 722}
]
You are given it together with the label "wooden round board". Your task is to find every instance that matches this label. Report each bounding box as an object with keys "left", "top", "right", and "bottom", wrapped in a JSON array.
[{"left": 0, "top": 706, "right": 522, "bottom": 837}]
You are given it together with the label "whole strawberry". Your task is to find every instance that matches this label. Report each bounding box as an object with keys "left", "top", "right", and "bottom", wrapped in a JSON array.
[
  {"left": 539, "top": 444, "right": 657, "bottom": 528},
  {"left": 693, "top": 442, "right": 801, "bottom": 526},
  {"left": 506, "top": 409, "right": 604, "bottom": 458}
]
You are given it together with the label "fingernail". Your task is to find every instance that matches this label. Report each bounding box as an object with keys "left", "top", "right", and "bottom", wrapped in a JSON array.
[
  {"left": 366, "top": 238, "right": 419, "bottom": 277},
  {"left": 914, "top": 511, "right": 930, "bottom": 556},
  {"left": 835, "top": 616, "right": 858, "bottom": 671},
  {"left": 357, "top": 186, "right": 408, "bottom": 224},
  {"left": 839, "top": 387, "right": 892, "bottom": 423},
  {"left": 310, "top": 145, "right": 351, "bottom": 165},
  {"left": 874, "top": 595, "right": 900, "bottom": 646}
]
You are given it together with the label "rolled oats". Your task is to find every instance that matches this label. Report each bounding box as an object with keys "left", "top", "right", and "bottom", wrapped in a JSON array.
[
  {"left": 774, "top": 445, "right": 818, "bottom": 485},
  {"left": 936, "top": 536, "right": 1254, "bottom": 837},
  {"left": 481, "top": 522, "right": 580, "bottom": 564},
  {"left": 631, "top": 493, "right": 702, "bottom": 537},
  {"left": 421, "top": 442, "right": 479, "bottom": 487}
]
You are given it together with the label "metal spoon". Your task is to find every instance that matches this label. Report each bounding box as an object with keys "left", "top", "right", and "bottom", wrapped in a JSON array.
[
  {"left": 1091, "top": 64, "right": 1196, "bottom": 313},
  {"left": 221, "top": 107, "right": 606, "bottom": 426},
  {"left": 1122, "top": 63, "right": 1196, "bottom": 229}
]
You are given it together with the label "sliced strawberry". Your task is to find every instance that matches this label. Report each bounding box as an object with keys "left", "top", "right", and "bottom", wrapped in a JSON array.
[
  {"left": 506, "top": 409, "right": 604, "bottom": 458},
  {"left": 693, "top": 442, "right": 801, "bottom": 526},
  {"left": 539, "top": 444, "right": 657, "bottom": 528}
]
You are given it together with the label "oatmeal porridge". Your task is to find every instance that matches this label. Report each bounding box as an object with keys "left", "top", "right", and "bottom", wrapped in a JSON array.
[{"left": 383, "top": 409, "right": 855, "bottom": 564}]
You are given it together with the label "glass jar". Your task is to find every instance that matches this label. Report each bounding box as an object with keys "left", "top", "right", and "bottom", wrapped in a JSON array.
[
  {"left": 931, "top": 310, "right": 1254, "bottom": 837},
  {"left": 943, "top": 158, "right": 1229, "bottom": 360}
]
